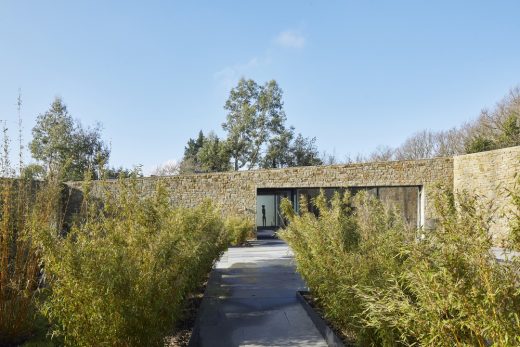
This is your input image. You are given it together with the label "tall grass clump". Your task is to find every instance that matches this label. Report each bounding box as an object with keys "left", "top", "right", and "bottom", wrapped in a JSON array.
[
  {"left": 0, "top": 120, "right": 57, "bottom": 344},
  {"left": 225, "top": 216, "right": 255, "bottom": 246},
  {"left": 34, "top": 176, "right": 229, "bottom": 347},
  {"left": 0, "top": 178, "right": 41, "bottom": 345},
  {"left": 280, "top": 188, "right": 520, "bottom": 346}
]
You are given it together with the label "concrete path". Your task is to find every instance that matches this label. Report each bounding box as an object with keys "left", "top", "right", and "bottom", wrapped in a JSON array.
[{"left": 192, "top": 239, "right": 328, "bottom": 347}]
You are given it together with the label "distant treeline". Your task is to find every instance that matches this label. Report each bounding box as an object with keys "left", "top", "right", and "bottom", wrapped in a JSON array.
[
  {"left": 154, "top": 83, "right": 520, "bottom": 176},
  {"left": 348, "top": 87, "right": 520, "bottom": 163},
  {"left": 153, "top": 78, "right": 323, "bottom": 176}
]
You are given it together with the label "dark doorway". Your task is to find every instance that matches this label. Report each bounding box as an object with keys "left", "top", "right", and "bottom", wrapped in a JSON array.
[
  {"left": 256, "top": 189, "right": 295, "bottom": 238},
  {"left": 256, "top": 186, "right": 423, "bottom": 239}
]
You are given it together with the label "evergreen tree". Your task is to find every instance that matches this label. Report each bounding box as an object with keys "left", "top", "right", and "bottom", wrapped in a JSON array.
[
  {"left": 290, "top": 134, "right": 322, "bottom": 166},
  {"left": 30, "top": 97, "right": 109, "bottom": 180},
  {"left": 197, "top": 132, "right": 231, "bottom": 172}
]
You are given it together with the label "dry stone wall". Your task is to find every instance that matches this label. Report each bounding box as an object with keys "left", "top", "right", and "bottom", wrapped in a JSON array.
[
  {"left": 454, "top": 146, "right": 520, "bottom": 245},
  {"left": 64, "top": 146, "right": 520, "bottom": 244},
  {"left": 66, "top": 157, "right": 454, "bottom": 227}
]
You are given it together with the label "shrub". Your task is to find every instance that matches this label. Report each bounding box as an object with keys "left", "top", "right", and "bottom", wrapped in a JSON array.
[
  {"left": 0, "top": 114, "right": 64, "bottom": 345},
  {"left": 33, "top": 177, "right": 229, "bottom": 346},
  {"left": 508, "top": 175, "right": 520, "bottom": 249},
  {"left": 280, "top": 188, "right": 520, "bottom": 346},
  {"left": 0, "top": 179, "right": 41, "bottom": 345},
  {"left": 225, "top": 216, "right": 255, "bottom": 246}
]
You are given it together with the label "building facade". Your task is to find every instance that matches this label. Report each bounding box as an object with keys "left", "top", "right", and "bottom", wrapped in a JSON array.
[{"left": 66, "top": 146, "right": 520, "bottom": 244}]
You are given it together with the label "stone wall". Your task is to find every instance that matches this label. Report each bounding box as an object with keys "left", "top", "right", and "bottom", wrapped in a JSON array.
[
  {"left": 66, "top": 157, "right": 454, "bottom": 227},
  {"left": 64, "top": 146, "right": 520, "bottom": 243},
  {"left": 454, "top": 146, "right": 520, "bottom": 245}
]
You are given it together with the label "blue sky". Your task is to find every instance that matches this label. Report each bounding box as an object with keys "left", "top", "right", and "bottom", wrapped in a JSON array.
[{"left": 1, "top": 1, "right": 519, "bottom": 174}]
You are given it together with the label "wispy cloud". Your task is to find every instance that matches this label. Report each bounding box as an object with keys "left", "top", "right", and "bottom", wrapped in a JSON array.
[
  {"left": 213, "top": 57, "right": 260, "bottom": 84},
  {"left": 274, "top": 30, "right": 306, "bottom": 49},
  {"left": 213, "top": 29, "right": 305, "bottom": 91},
  {"left": 213, "top": 56, "right": 271, "bottom": 90}
]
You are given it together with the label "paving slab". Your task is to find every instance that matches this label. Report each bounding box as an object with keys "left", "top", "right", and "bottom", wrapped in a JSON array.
[{"left": 192, "top": 239, "right": 328, "bottom": 347}]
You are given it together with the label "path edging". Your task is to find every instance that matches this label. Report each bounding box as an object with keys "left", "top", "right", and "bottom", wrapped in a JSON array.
[
  {"left": 187, "top": 322, "right": 200, "bottom": 347},
  {"left": 296, "top": 290, "right": 348, "bottom": 347}
]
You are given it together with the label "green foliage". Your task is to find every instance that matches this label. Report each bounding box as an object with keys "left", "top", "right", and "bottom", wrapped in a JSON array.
[
  {"left": 181, "top": 130, "right": 206, "bottom": 172},
  {"left": 0, "top": 178, "right": 42, "bottom": 345},
  {"left": 33, "top": 178, "right": 229, "bottom": 347},
  {"left": 181, "top": 79, "right": 323, "bottom": 172},
  {"left": 222, "top": 78, "right": 263, "bottom": 170},
  {"left": 21, "top": 163, "right": 46, "bottom": 180},
  {"left": 280, "top": 189, "right": 520, "bottom": 346},
  {"left": 184, "top": 130, "right": 206, "bottom": 160},
  {"left": 222, "top": 78, "right": 289, "bottom": 170},
  {"left": 358, "top": 190, "right": 520, "bottom": 346},
  {"left": 0, "top": 119, "right": 59, "bottom": 345},
  {"left": 104, "top": 165, "right": 134, "bottom": 179},
  {"left": 262, "top": 128, "right": 323, "bottom": 168},
  {"left": 180, "top": 131, "right": 231, "bottom": 173},
  {"left": 508, "top": 174, "right": 520, "bottom": 249},
  {"left": 197, "top": 132, "right": 231, "bottom": 172},
  {"left": 225, "top": 216, "right": 255, "bottom": 246},
  {"left": 497, "top": 113, "right": 520, "bottom": 148},
  {"left": 465, "top": 135, "right": 496, "bottom": 154},
  {"left": 262, "top": 125, "right": 295, "bottom": 168},
  {"left": 289, "top": 133, "right": 322, "bottom": 167},
  {"left": 463, "top": 88, "right": 520, "bottom": 155},
  {"left": 30, "top": 97, "right": 110, "bottom": 181}
]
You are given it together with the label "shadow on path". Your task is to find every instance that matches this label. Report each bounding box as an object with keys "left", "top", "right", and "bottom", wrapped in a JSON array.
[{"left": 191, "top": 240, "right": 328, "bottom": 347}]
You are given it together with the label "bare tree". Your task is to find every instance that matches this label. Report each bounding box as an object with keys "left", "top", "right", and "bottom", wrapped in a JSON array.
[
  {"left": 394, "top": 130, "right": 438, "bottom": 160},
  {"left": 437, "top": 128, "right": 464, "bottom": 156},
  {"left": 151, "top": 160, "right": 181, "bottom": 176},
  {"left": 344, "top": 153, "right": 370, "bottom": 164},
  {"left": 470, "top": 87, "right": 520, "bottom": 148},
  {"left": 346, "top": 86, "right": 520, "bottom": 162},
  {"left": 369, "top": 145, "right": 395, "bottom": 162},
  {"left": 321, "top": 149, "right": 338, "bottom": 165}
]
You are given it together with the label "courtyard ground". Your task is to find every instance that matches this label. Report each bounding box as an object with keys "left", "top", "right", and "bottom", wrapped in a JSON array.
[{"left": 191, "top": 238, "right": 328, "bottom": 347}]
